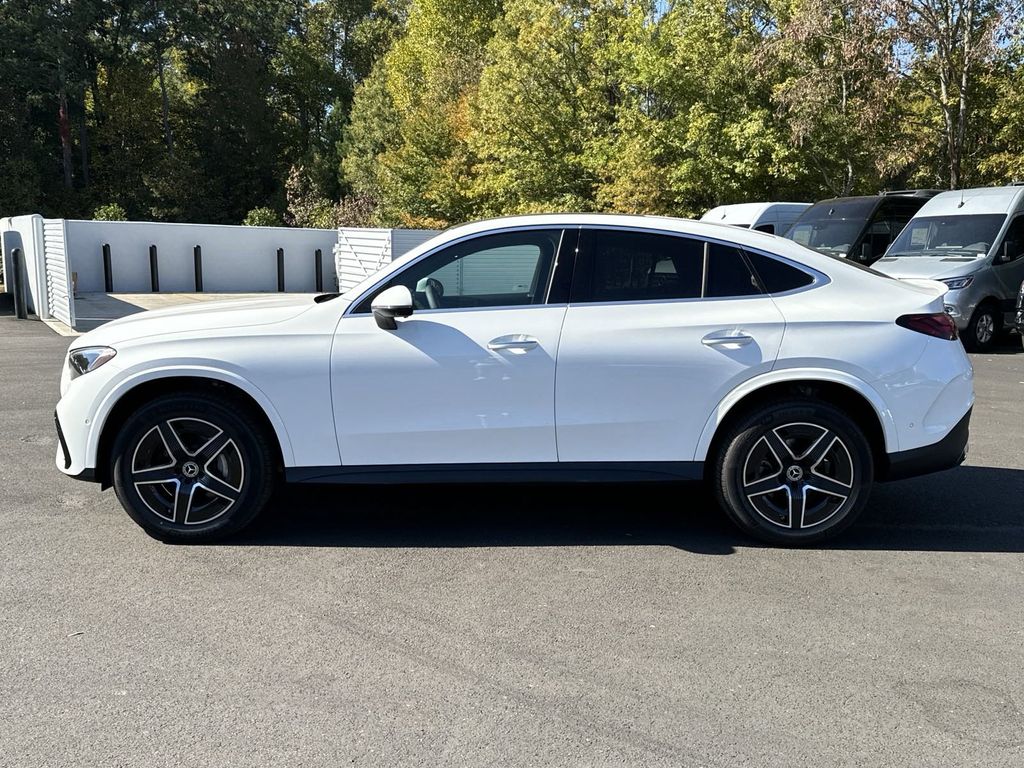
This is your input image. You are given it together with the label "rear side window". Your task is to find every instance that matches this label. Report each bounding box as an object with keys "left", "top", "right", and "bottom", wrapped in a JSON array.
[
  {"left": 575, "top": 229, "right": 768, "bottom": 302},
  {"left": 705, "top": 243, "right": 761, "bottom": 297},
  {"left": 745, "top": 251, "right": 816, "bottom": 293},
  {"left": 586, "top": 230, "right": 704, "bottom": 302}
]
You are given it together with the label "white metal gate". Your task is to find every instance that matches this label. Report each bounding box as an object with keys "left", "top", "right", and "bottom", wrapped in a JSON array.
[
  {"left": 334, "top": 228, "right": 391, "bottom": 293},
  {"left": 42, "top": 218, "right": 76, "bottom": 327}
]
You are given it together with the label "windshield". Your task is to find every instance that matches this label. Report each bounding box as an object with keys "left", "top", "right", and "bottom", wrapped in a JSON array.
[
  {"left": 887, "top": 214, "right": 1006, "bottom": 257},
  {"left": 784, "top": 199, "right": 877, "bottom": 256}
]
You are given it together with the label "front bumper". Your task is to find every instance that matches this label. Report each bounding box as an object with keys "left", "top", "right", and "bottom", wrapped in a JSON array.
[
  {"left": 54, "top": 410, "right": 97, "bottom": 482},
  {"left": 882, "top": 408, "right": 971, "bottom": 481}
]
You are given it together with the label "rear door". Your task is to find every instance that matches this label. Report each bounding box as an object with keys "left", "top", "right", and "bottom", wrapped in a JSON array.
[{"left": 554, "top": 228, "right": 787, "bottom": 464}]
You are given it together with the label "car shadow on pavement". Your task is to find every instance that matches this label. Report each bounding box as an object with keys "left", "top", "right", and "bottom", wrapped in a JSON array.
[{"left": 235, "top": 465, "right": 1024, "bottom": 554}]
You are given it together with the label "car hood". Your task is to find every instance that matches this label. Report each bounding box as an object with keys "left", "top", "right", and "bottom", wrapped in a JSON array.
[
  {"left": 873, "top": 255, "right": 982, "bottom": 280},
  {"left": 73, "top": 294, "right": 318, "bottom": 347}
]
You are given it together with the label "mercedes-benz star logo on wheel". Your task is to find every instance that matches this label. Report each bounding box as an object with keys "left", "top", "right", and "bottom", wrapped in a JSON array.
[
  {"left": 786, "top": 465, "right": 804, "bottom": 482},
  {"left": 182, "top": 461, "right": 200, "bottom": 479}
]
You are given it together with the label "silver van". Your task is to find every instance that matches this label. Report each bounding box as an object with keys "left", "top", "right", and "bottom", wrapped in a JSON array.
[{"left": 874, "top": 185, "right": 1024, "bottom": 351}]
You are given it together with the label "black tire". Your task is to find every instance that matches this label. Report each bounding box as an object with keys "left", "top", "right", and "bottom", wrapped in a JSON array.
[
  {"left": 963, "top": 302, "right": 999, "bottom": 352},
  {"left": 713, "top": 399, "right": 873, "bottom": 545},
  {"left": 111, "top": 393, "right": 277, "bottom": 542}
]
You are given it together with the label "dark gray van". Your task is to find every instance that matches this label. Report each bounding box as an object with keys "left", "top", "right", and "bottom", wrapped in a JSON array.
[{"left": 784, "top": 190, "right": 940, "bottom": 265}]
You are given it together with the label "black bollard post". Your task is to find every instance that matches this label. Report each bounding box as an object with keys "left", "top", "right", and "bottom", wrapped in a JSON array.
[
  {"left": 102, "top": 243, "right": 113, "bottom": 292},
  {"left": 149, "top": 245, "right": 160, "bottom": 292},
  {"left": 193, "top": 245, "right": 203, "bottom": 292}
]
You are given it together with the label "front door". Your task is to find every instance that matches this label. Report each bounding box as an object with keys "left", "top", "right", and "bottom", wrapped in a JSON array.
[
  {"left": 555, "top": 228, "right": 786, "bottom": 463},
  {"left": 332, "top": 228, "right": 568, "bottom": 466},
  {"left": 994, "top": 215, "right": 1024, "bottom": 324}
]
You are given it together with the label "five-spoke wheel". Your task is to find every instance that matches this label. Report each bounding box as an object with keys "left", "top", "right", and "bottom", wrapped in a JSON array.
[
  {"left": 112, "top": 393, "right": 276, "bottom": 542},
  {"left": 714, "top": 400, "right": 873, "bottom": 544}
]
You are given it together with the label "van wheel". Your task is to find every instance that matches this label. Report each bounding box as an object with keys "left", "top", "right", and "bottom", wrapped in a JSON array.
[
  {"left": 713, "top": 400, "right": 873, "bottom": 545},
  {"left": 111, "top": 393, "right": 277, "bottom": 542},
  {"left": 963, "top": 303, "right": 999, "bottom": 351}
]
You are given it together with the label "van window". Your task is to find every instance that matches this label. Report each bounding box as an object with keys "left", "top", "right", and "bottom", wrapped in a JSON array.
[
  {"left": 1000, "top": 217, "right": 1024, "bottom": 261},
  {"left": 887, "top": 214, "right": 1006, "bottom": 258},
  {"left": 786, "top": 198, "right": 878, "bottom": 256}
]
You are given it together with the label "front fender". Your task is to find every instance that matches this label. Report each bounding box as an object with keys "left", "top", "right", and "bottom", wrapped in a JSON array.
[
  {"left": 84, "top": 363, "right": 295, "bottom": 471},
  {"left": 693, "top": 367, "right": 898, "bottom": 462}
]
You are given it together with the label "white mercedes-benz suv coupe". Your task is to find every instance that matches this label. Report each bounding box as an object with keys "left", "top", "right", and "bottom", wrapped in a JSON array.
[{"left": 55, "top": 214, "right": 974, "bottom": 545}]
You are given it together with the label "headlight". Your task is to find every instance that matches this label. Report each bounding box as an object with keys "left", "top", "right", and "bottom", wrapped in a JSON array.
[
  {"left": 68, "top": 347, "right": 116, "bottom": 379},
  {"left": 940, "top": 276, "right": 974, "bottom": 291}
]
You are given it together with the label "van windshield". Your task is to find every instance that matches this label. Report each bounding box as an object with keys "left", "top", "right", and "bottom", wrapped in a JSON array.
[
  {"left": 785, "top": 198, "right": 877, "bottom": 256},
  {"left": 887, "top": 214, "right": 1006, "bottom": 257}
]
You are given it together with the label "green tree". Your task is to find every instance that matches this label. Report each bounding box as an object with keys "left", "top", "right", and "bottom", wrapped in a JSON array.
[{"left": 344, "top": 0, "right": 502, "bottom": 226}]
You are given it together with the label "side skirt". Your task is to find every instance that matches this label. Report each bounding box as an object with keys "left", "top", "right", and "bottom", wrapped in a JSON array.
[{"left": 285, "top": 461, "right": 704, "bottom": 485}]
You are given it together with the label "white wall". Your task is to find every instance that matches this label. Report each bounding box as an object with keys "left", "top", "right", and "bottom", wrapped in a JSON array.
[
  {"left": 0, "top": 214, "right": 46, "bottom": 315},
  {"left": 66, "top": 220, "right": 339, "bottom": 293}
]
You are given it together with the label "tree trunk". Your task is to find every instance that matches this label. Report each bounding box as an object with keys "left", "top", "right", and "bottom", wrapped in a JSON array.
[
  {"left": 157, "top": 51, "right": 174, "bottom": 156},
  {"left": 58, "top": 87, "right": 73, "bottom": 189}
]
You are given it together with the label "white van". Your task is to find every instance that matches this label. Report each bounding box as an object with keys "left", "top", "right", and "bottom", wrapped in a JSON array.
[
  {"left": 700, "top": 202, "right": 810, "bottom": 235},
  {"left": 874, "top": 184, "right": 1024, "bottom": 350}
]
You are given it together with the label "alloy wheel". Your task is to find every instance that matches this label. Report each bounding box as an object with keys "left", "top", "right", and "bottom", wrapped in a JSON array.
[
  {"left": 741, "top": 422, "right": 855, "bottom": 530},
  {"left": 975, "top": 312, "right": 995, "bottom": 345},
  {"left": 130, "top": 417, "right": 245, "bottom": 526}
]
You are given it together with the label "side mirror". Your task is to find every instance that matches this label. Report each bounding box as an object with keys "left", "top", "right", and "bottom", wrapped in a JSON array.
[
  {"left": 371, "top": 285, "right": 414, "bottom": 330},
  {"left": 860, "top": 242, "right": 873, "bottom": 262},
  {"left": 997, "top": 240, "right": 1017, "bottom": 264}
]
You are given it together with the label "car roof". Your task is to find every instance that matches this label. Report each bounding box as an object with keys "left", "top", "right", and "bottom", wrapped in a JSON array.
[
  {"left": 912, "top": 186, "right": 1024, "bottom": 217},
  {"left": 339, "top": 213, "right": 855, "bottom": 302}
]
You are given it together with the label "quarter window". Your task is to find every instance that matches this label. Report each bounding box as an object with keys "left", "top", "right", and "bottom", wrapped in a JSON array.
[
  {"left": 745, "top": 251, "right": 816, "bottom": 293},
  {"left": 355, "top": 229, "right": 561, "bottom": 312},
  {"left": 705, "top": 243, "right": 762, "bottom": 297}
]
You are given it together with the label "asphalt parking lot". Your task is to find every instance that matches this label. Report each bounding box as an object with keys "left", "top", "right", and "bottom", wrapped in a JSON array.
[{"left": 2, "top": 315, "right": 1022, "bottom": 767}]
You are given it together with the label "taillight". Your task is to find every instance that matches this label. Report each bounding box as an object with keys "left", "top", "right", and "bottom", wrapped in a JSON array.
[{"left": 896, "top": 312, "right": 959, "bottom": 340}]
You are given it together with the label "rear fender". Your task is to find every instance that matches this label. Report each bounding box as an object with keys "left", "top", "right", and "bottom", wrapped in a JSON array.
[{"left": 694, "top": 368, "right": 898, "bottom": 461}]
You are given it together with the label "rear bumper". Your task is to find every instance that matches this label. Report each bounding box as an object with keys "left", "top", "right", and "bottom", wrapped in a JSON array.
[{"left": 882, "top": 408, "right": 971, "bottom": 481}]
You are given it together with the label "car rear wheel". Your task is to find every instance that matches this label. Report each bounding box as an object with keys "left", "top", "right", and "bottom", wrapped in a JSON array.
[
  {"left": 713, "top": 400, "right": 873, "bottom": 544},
  {"left": 963, "top": 303, "right": 999, "bottom": 352},
  {"left": 111, "top": 393, "right": 277, "bottom": 542}
]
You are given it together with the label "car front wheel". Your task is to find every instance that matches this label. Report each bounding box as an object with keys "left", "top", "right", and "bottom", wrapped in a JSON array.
[
  {"left": 111, "top": 393, "right": 277, "bottom": 542},
  {"left": 963, "top": 303, "right": 999, "bottom": 352},
  {"left": 713, "top": 400, "right": 873, "bottom": 544}
]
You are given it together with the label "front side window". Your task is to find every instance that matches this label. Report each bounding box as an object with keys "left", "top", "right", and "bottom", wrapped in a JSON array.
[
  {"left": 998, "top": 216, "right": 1024, "bottom": 262},
  {"left": 355, "top": 229, "right": 561, "bottom": 312}
]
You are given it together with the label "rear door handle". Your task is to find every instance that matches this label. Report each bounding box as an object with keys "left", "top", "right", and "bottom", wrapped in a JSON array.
[
  {"left": 488, "top": 334, "right": 539, "bottom": 352},
  {"left": 701, "top": 330, "right": 754, "bottom": 348}
]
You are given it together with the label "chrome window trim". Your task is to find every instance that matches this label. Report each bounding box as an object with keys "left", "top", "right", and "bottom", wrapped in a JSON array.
[{"left": 343, "top": 222, "right": 828, "bottom": 315}]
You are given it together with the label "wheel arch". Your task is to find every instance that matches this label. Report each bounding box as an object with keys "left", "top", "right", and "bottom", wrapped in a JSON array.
[
  {"left": 90, "top": 369, "right": 292, "bottom": 487},
  {"left": 697, "top": 371, "right": 896, "bottom": 474}
]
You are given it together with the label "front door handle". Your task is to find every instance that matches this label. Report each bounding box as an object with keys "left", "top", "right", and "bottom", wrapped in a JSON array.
[
  {"left": 488, "top": 334, "right": 539, "bottom": 352},
  {"left": 701, "top": 330, "right": 754, "bottom": 348}
]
